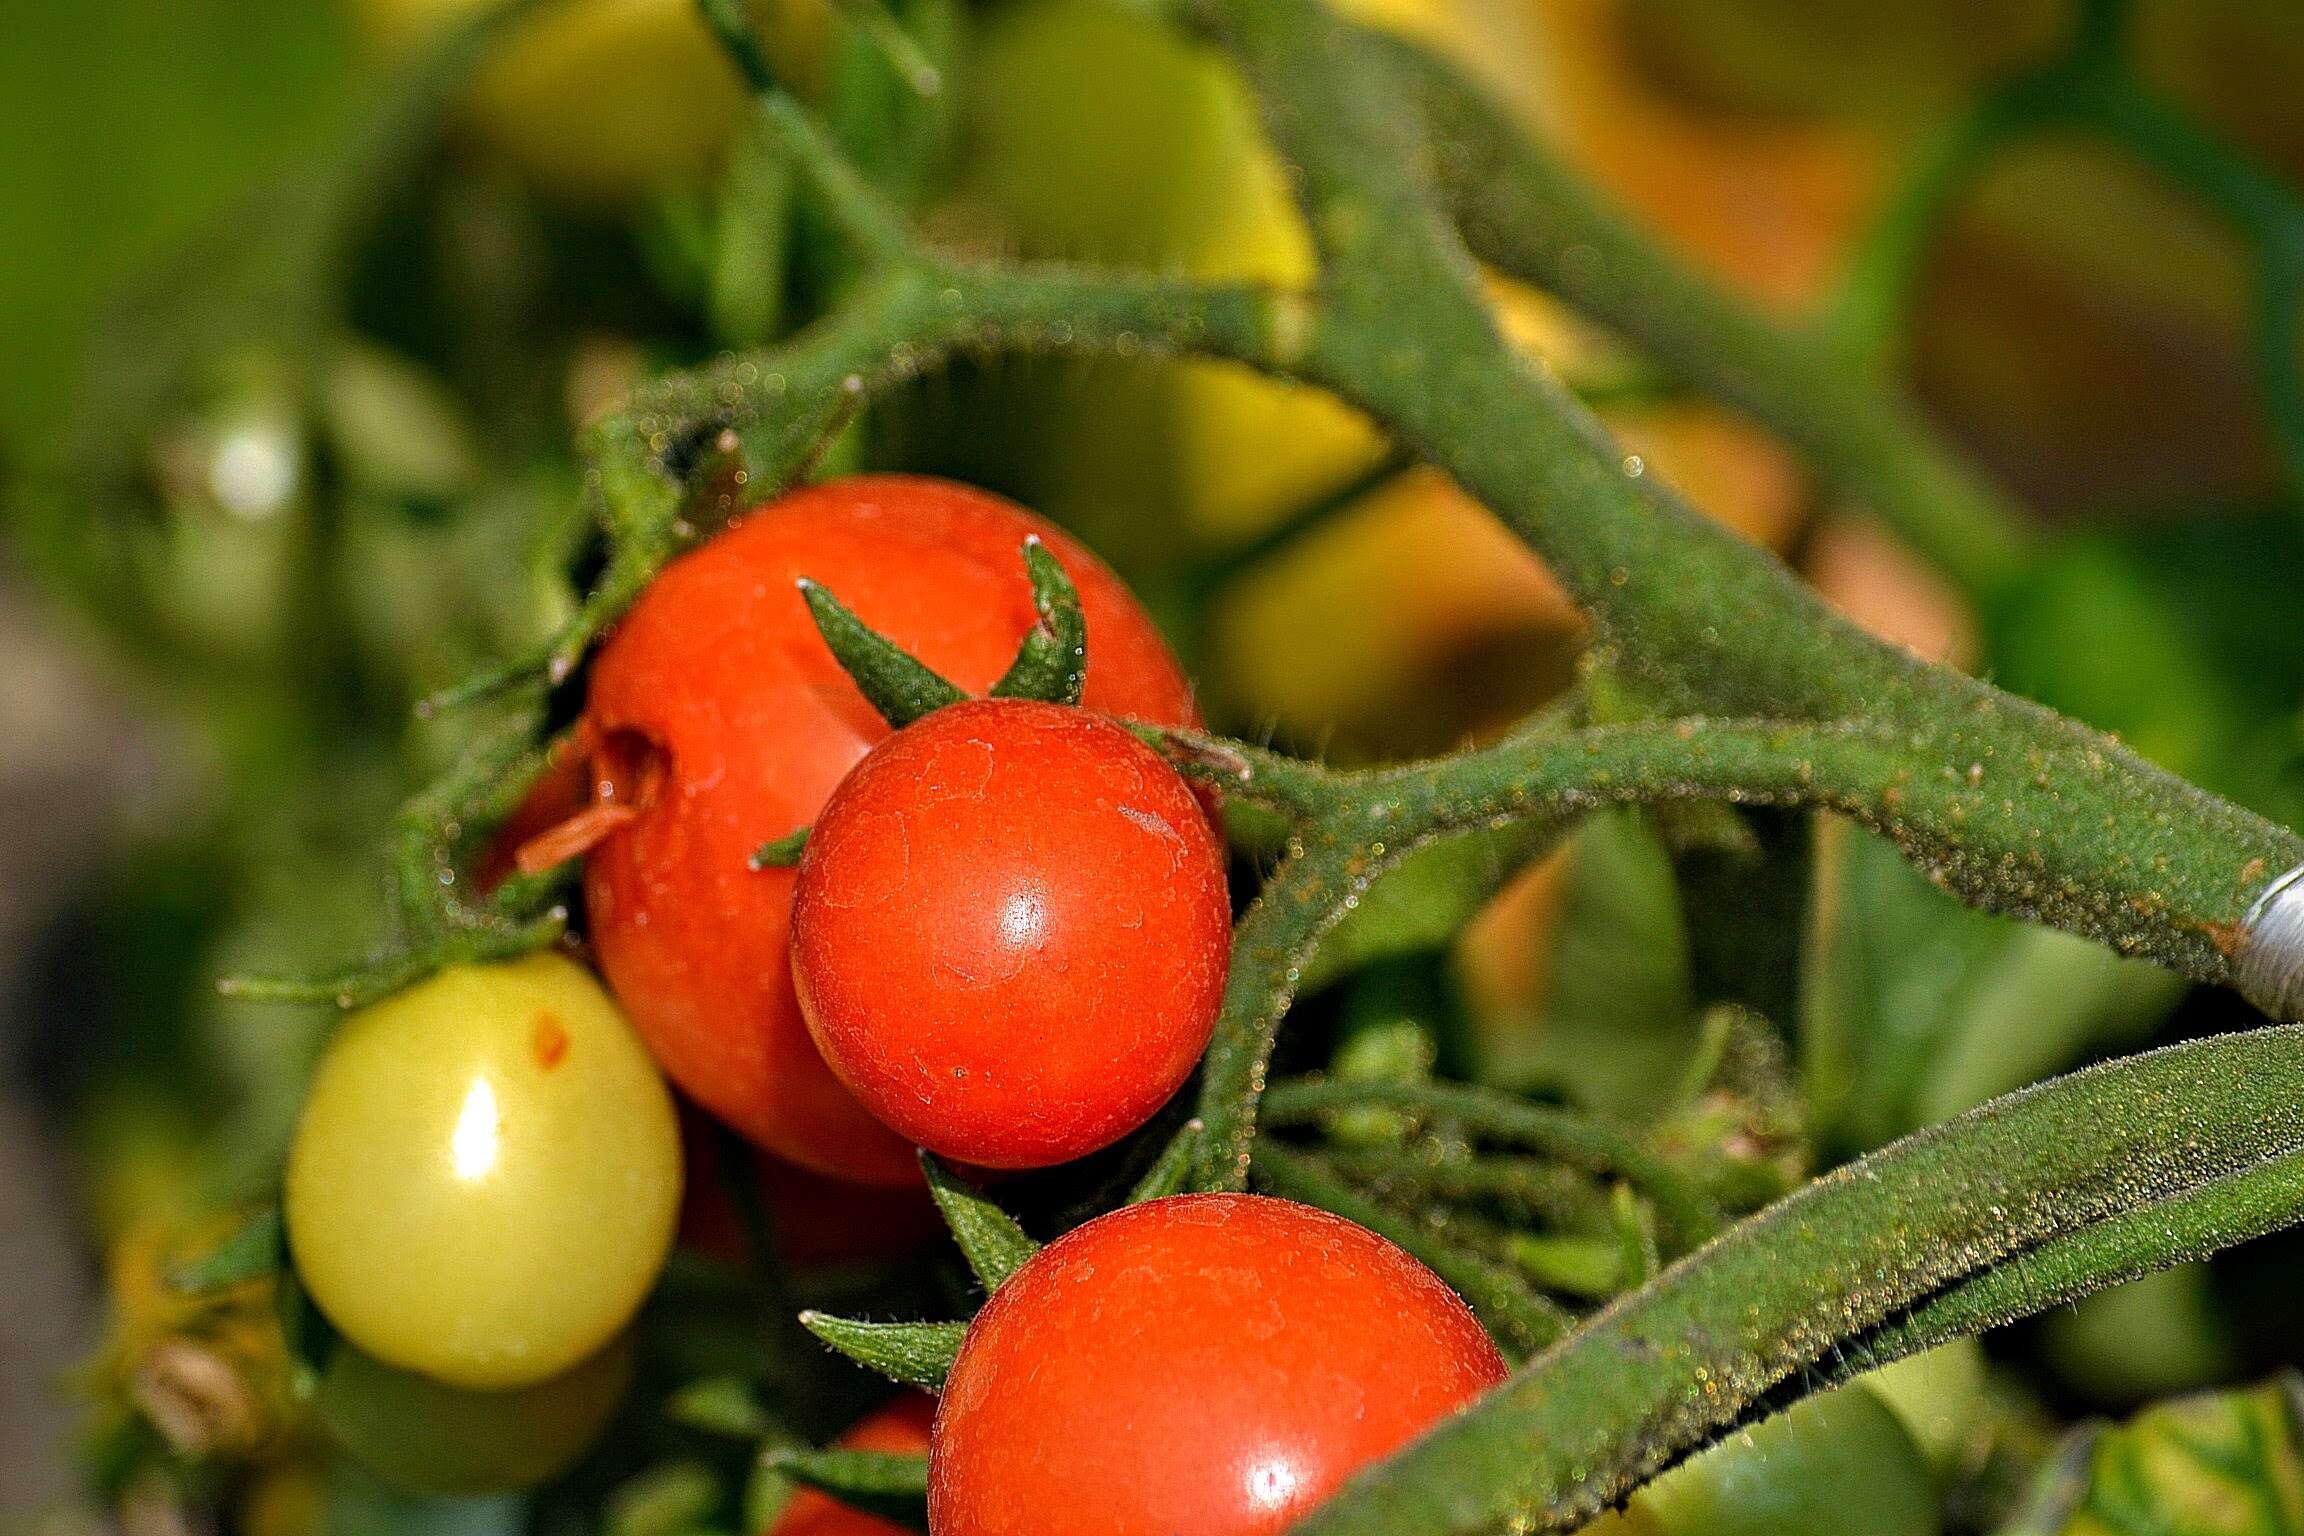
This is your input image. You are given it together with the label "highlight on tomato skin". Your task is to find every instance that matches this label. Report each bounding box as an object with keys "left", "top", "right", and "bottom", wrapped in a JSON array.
[
  {"left": 766, "top": 1395, "right": 936, "bottom": 1536},
  {"left": 574, "top": 475, "right": 1202, "bottom": 1187},
  {"left": 928, "top": 1193, "right": 1509, "bottom": 1536},
  {"left": 789, "top": 697, "right": 1231, "bottom": 1171},
  {"left": 282, "top": 953, "right": 682, "bottom": 1392}
]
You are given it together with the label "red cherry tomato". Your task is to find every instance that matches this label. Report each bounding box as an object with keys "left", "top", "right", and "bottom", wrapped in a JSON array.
[
  {"left": 675, "top": 1110, "right": 942, "bottom": 1270},
  {"left": 929, "top": 1193, "right": 1508, "bottom": 1536},
  {"left": 789, "top": 698, "right": 1229, "bottom": 1169},
  {"left": 766, "top": 1395, "right": 936, "bottom": 1536},
  {"left": 580, "top": 476, "right": 1201, "bottom": 1185}
]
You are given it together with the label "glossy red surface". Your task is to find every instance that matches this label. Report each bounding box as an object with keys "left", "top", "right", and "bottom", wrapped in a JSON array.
[
  {"left": 790, "top": 699, "right": 1229, "bottom": 1169},
  {"left": 767, "top": 1396, "right": 936, "bottom": 1536},
  {"left": 581, "top": 477, "right": 1200, "bottom": 1185},
  {"left": 928, "top": 1194, "right": 1508, "bottom": 1536}
]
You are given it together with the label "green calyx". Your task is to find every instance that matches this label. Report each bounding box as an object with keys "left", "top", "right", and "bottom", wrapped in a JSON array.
[{"left": 795, "top": 535, "right": 1093, "bottom": 733}]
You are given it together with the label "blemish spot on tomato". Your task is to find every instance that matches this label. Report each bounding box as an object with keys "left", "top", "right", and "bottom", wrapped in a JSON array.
[{"left": 532, "top": 1013, "right": 571, "bottom": 1070}]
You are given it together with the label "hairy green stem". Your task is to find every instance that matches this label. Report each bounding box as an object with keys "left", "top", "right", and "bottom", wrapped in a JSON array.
[
  {"left": 1288, "top": 1024, "right": 2304, "bottom": 1535},
  {"left": 433, "top": 260, "right": 1285, "bottom": 702},
  {"left": 1179, "top": 716, "right": 2304, "bottom": 1188},
  {"left": 1311, "top": 1146, "right": 1614, "bottom": 1233},
  {"left": 1261, "top": 1078, "right": 1719, "bottom": 1251},
  {"left": 1366, "top": 29, "right": 2038, "bottom": 595}
]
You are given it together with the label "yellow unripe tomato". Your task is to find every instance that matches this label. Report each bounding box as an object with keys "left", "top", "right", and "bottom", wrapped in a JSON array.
[
  {"left": 285, "top": 953, "right": 680, "bottom": 1389},
  {"left": 352, "top": 0, "right": 829, "bottom": 199},
  {"left": 964, "top": 0, "right": 1477, "bottom": 543},
  {"left": 318, "top": 1334, "right": 633, "bottom": 1493}
]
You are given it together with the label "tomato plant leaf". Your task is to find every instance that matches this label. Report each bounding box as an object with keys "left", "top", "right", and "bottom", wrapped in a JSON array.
[
  {"left": 764, "top": 1446, "right": 930, "bottom": 1534},
  {"left": 1516, "top": 809, "right": 1693, "bottom": 1119},
  {"left": 797, "top": 576, "right": 969, "bottom": 727},
  {"left": 749, "top": 827, "right": 810, "bottom": 870},
  {"left": 1995, "top": 1375, "right": 2304, "bottom": 1535},
  {"left": 664, "top": 1377, "right": 772, "bottom": 1439},
  {"left": 1300, "top": 823, "right": 1554, "bottom": 996},
  {"left": 607, "top": 1462, "right": 722, "bottom": 1536},
  {"left": 921, "top": 1153, "right": 1040, "bottom": 1292},
  {"left": 796, "top": 1313, "right": 965, "bottom": 1390},
  {"left": 165, "top": 1204, "right": 283, "bottom": 1294}
]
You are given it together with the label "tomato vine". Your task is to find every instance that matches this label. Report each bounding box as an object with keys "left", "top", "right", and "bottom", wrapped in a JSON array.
[{"left": 208, "top": 0, "right": 2304, "bottom": 1527}]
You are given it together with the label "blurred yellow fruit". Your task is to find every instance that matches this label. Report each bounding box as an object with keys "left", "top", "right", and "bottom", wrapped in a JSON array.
[
  {"left": 1914, "top": 139, "right": 2268, "bottom": 512},
  {"left": 1617, "top": 0, "right": 2062, "bottom": 123},
  {"left": 1211, "top": 466, "right": 1577, "bottom": 741},
  {"left": 1601, "top": 0, "right": 2301, "bottom": 509},
  {"left": 353, "top": 0, "right": 827, "bottom": 198},
  {"left": 1455, "top": 848, "right": 1569, "bottom": 1071},
  {"left": 2141, "top": 0, "right": 2304, "bottom": 177},
  {"left": 1211, "top": 287, "right": 1804, "bottom": 746},
  {"left": 1517, "top": 0, "right": 1889, "bottom": 313}
]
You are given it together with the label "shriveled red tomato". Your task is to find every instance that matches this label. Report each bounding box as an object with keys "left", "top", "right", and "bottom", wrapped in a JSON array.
[
  {"left": 578, "top": 476, "right": 1200, "bottom": 1185},
  {"left": 789, "top": 698, "right": 1228, "bottom": 1169},
  {"left": 929, "top": 1194, "right": 1507, "bottom": 1536},
  {"left": 766, "top": 1395, "right": 935, "bottom": 1536}
]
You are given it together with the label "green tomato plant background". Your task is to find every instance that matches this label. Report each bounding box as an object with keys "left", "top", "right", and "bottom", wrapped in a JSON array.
[{"left": 15, "top": 0, "right": 2304, "bottom": 1532}]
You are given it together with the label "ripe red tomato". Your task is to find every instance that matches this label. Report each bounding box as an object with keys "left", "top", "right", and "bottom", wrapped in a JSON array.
[
  {"left": 929, "top": 1194, "right": 1508, "bottom": 1536},
  {"left": 789, "top": 698, "right": 1229, "bottom": 1169},
  {"left": 579, "top": 476, "right": 1201, "bottom": 1185},
  {"left": 674, "top": 1110, "right": 942, "bottom": 1271},
  {"left": 766, "top": 1396, "right": 936, "bottom": 1536}
]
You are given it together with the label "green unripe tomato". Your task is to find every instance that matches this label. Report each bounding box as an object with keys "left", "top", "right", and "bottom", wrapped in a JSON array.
[
  {"left": 318, "top": 1335, "right": 632, "bottom": 1494},
  {"left": 1860, "top": 1339, "right": 1988, "bottom": 1477},
  {"left": 285, "top": 953, "right": 680, "bottom": 1390},
  {"left": 1586, "top": 1385, "right": 1940, "bottom": 1536}
]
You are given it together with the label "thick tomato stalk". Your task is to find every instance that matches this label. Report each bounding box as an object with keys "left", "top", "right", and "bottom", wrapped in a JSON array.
[
  {"left": 929, "top": 1193, "right": 1508, "bottom": 1536},
  {"left": 575, "top": 476, "right": 1200, "bottom": 1185},
  {"left": 789, "top": 698, "right": 1231, "bottom": 1170}
]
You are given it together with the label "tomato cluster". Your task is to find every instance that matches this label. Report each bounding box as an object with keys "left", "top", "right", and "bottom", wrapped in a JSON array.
[
  {"left": 283, "top": 475, "right": 1248, "bottom": 1494},
  {"left": 577, "top": 474, "right": 1205, "bottom": 1184},
  {"left": 273, "top": 476, "right": 1932, "bottom": 1529}
]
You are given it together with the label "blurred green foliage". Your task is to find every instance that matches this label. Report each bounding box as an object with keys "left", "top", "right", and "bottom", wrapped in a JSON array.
[
  {"left": 13, "top": 0, "right": 2304, "bottom": 1530},
  {"left": 0, "top": 0, "right": 355, "bottom": 460}
]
